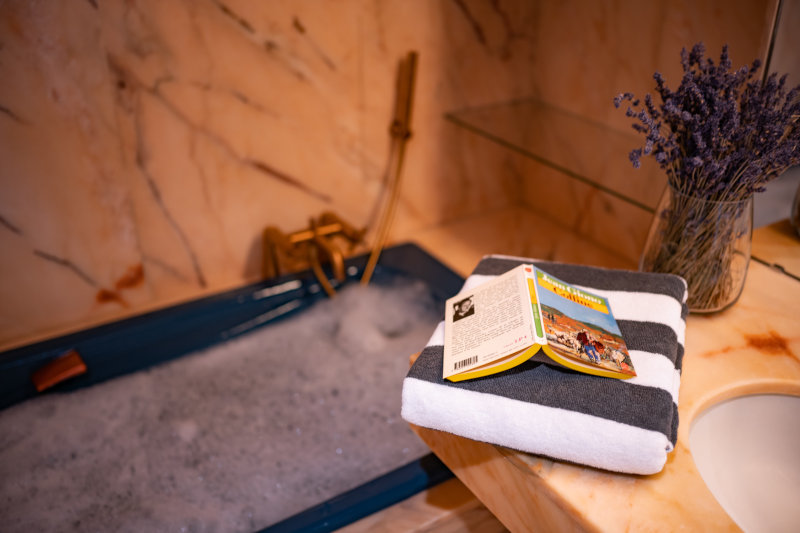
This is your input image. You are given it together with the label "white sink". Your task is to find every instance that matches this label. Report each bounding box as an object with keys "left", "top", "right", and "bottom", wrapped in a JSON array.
[{"left": 689, "top": 394, "right": 800, "bottom": 533}]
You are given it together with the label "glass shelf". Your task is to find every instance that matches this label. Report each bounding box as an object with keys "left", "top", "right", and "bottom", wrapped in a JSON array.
[{"left": 445, "top": 99, "right": 665, "bottom": 213}]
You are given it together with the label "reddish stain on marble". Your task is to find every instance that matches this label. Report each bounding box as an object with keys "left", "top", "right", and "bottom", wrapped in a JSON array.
[
  {"left": 95, "top": 264, "right": 144, "bottom": 307},
  {"left": 745, "top": 330, "right": 795, "bottom": 359},
  {"left": 700, "top": 345, "right": 735, "bottom": 358},
  {"left": 95, "top": 288, "right": 128, "bottom": 307},
  {"left": 114, "top": 263, "right": 144, "bottom": 290}
]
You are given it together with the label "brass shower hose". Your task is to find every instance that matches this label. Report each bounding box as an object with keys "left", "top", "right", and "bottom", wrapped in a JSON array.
[{"left": 361, "top": 50, "right": 418, "bottom": 286}]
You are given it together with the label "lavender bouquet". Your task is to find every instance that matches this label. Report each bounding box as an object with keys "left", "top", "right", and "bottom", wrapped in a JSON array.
[{"left": 615, "top": 43, "right": 800, "bottom": 311}]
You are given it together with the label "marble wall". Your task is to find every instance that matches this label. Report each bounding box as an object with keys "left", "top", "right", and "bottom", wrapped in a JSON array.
[
  {"left": 0, "top": 0, "right": 779, "bottom": 348},
  {"left": 515, "top": 0, "right": 778, "bottom": 264},
  {"left": 0, "top": 0, "right": 537, "bottom": 347}
]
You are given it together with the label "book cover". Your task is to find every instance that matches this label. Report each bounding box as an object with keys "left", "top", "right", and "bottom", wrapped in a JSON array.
[
  {"left": 442, "top": 265, "right": 634, "bottom": 381},
  {"left": 532, "top": 268, "right": 636, "bottom": 379}
]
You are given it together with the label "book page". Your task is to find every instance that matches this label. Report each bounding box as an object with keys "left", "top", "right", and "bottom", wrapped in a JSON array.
[{"left": 443, "top": 265, "right": 534, "bottom": 379}]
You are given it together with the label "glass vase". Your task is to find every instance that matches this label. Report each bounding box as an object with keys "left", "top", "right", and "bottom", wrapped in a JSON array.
[
  {"left": 791, "top": 182, "right": 800, "bottom": 238},
  {"left": 639, "top": 185, "right": 753, "bottom": 313}
]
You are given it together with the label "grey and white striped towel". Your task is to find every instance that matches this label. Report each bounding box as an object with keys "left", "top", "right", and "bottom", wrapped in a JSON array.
[{"left": 401, "top": 255, "right": 688, "bottom": 475}]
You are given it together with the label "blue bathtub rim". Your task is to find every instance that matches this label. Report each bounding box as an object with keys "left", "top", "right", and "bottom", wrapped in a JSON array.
[
  {"left": 0, "top": 242, "right": 463, "bottom": 411},
  {"left": 260, "top": 452, "right": 454, "bottom": 533}
]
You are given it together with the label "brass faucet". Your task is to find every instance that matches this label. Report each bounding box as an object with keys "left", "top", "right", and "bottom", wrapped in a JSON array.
[
  {"left": 261, "top": 51, "right": 417, "bottom": 295},
  {"left": 262, "top": 212, "right": 364, "bottom": 297}
]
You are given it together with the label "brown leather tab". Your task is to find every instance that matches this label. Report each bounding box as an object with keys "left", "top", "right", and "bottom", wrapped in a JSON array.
[{"left": 31, "top": 349, "right": 88, "bottom": 392}]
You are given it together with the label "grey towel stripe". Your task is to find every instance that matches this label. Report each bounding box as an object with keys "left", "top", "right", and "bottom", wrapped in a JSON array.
[
  {"left": 409, "top": 346, "right": 677, "bottom": 440},
  {"left": 474, "top": 257, "right": 687, "bottom": 304},
  {"left": 669, "top": 404, "right": 679, "bottom": 444},
  {"left": 617, "top": 320, "right": 684, "bottom": 370}
]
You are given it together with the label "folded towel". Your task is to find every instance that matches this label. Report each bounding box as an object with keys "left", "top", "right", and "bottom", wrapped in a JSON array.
[{"left": 401, "top": 255, "right": 688, "bottom": 475}]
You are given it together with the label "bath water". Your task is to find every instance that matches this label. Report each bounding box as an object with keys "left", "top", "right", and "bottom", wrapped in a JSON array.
[{"left": 0, "top": 277, "right": 441, "bottom": 532}]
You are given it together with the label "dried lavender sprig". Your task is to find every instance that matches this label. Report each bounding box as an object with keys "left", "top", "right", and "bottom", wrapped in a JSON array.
[{"left": 615, "top": 43, "right": 800, "bottom": 202}]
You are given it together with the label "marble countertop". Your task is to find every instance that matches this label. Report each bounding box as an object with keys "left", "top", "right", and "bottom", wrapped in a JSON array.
[
  {"left": 409, "top": 217, "right": 800, "bottom": 531},
  {"left": 752, "top": 219, "right": 800, "bottom": 280}
]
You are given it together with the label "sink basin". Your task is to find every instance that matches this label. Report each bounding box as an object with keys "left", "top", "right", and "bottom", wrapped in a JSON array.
[{"left": 689, "top": 394, "right": 800, "bottom": 533}]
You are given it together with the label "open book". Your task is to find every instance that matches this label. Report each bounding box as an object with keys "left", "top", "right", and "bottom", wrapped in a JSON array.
[{"left": 443, "top": 264, "right": 635, "bottom": 381}]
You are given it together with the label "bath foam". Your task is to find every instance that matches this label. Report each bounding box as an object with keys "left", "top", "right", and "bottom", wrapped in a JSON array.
[{"left": 0, "top": 277, "right": 440, "bottom": 533}]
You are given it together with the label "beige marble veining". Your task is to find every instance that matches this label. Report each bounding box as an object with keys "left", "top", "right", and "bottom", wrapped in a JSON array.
[
  {"left": 512, "top": 0, "right": 776, "bottom": 267},
  {"left": 523, "top": 0, "right": 777, "bottom": 132},
  {"left": 407, "top": 207, "right": 636, "bottom": 278},
  {"left": 751, "top": 219, "right": 800, "bottom": 279},
  {"left": 0, "top": 0, "right": 779, "bottom": 349},
  {"left": 518, "top": 158, "right": 657, "bottom": 266},
  {"left": 0, "top": 0, "right": 536, "bottom": 347}
]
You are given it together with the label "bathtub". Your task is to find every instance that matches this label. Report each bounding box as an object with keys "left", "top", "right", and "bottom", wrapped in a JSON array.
[{"left": 0, "top": 243, "right": 462, "bottom": 532}]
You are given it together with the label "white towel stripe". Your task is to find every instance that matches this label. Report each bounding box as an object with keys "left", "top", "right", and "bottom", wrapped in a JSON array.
[
  {"left": 426, "top": 321, "right": 445, "bottom": 347},
  {"left": 573, "top": 285, "right": 685, "bottom": 342},
  {"left": 627, "top": 350, "right": 681, "bottom": 404},
  {"left": 401, "top": 377, "right": 671, "bottom": 475}
]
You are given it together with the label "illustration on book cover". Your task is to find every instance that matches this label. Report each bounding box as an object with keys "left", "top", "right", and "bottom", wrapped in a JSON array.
[{"left": 535, "top": 270, "right": 635, "bottom": 376}]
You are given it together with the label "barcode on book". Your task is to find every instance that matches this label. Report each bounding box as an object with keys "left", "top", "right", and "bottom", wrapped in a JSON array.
[{"left": 454, "top": 356, "right": 478, "bottom": 371}]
